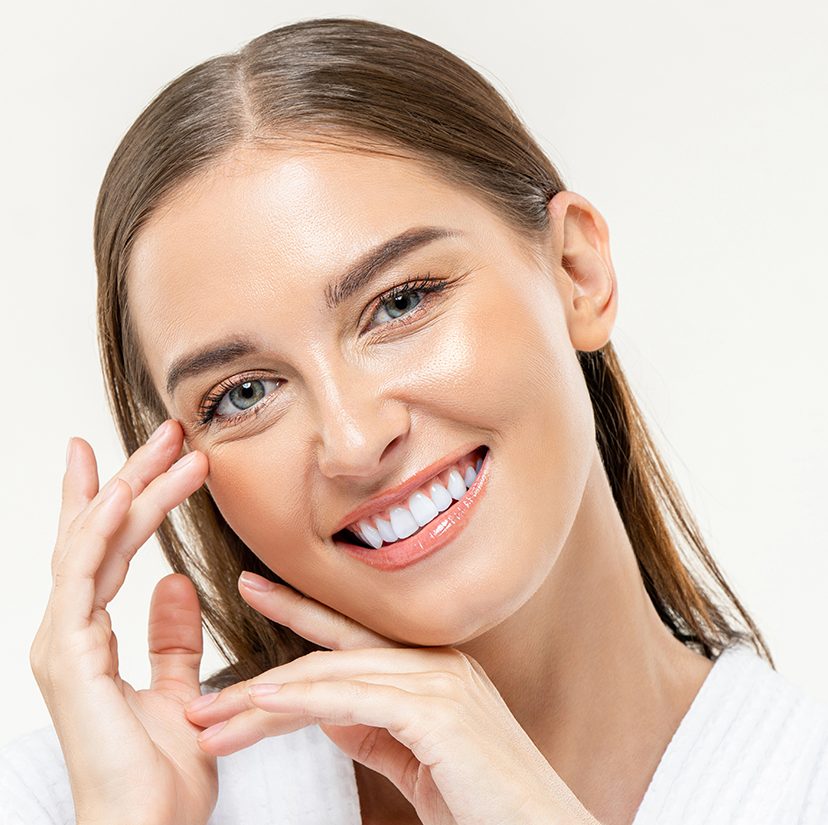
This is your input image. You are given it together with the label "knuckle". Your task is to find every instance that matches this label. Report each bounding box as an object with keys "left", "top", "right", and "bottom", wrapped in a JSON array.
[
  {"left": 249, "top": 711, "right": 272, "bottom": 743},
  {"left": 28, "top": 643, "right": 43, "bottom": 675},
  {"left": 74, "top": 515, "right": 110, "bottom": 544},
  {"left": 30, "top": 644, "right": 59, "bottom": 691},
  {"left": 52, "top": 568, "right": 71, "bottom": 589},
  {"left": 429, "top": 670, "right": 464, "bottom": 697},
  {"left": 61, "top": 511, "right": 80, "bottom": 543},
  {"left": 143, "top": 493, "right": 171, "bottom": 529},
  {"left": 434, "top": 694, "right": 464, "bottom": 727},
  {"left": 400, "top": 697, "right": 458, "bottom": 752}
]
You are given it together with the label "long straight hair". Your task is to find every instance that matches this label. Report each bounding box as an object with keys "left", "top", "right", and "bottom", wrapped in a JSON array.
[{"left": 93, "top": 17, "right": 773, "bottom": 689}]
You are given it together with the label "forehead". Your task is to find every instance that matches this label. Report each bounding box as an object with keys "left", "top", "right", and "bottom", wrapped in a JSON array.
[{"left": 127, "top": 143, "right": 514, "bottom": 390}]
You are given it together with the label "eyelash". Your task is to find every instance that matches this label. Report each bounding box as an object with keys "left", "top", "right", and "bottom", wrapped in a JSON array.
[{"left": 196, "top": 275, "right": 450, "bottom": 429}]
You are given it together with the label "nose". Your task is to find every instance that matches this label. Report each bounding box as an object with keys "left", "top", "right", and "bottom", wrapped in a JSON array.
[{"left": 311, "top": 359, "right": 411, "bottom": 480}]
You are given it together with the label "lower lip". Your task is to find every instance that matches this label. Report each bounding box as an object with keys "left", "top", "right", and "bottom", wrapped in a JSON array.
[{"left": 333, "top": 448, "right": 492, "bottom": 572}]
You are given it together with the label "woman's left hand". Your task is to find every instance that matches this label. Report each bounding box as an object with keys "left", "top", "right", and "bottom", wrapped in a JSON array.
[{"left": 184, "top": 572, "right": 602, "bottom": 825}]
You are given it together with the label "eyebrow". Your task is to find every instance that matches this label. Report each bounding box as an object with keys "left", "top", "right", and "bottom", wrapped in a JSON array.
[{"left": 164, "top": 225, "right": 462, "bottom": 398}]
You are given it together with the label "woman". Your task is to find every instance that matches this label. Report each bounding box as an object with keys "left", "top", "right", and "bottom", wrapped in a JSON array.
[{"left": 2, "top": 16, "right": 826, "bottom": 825}]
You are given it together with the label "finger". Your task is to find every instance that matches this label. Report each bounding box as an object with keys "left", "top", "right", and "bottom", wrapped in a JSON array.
[
  {"left": 184, "top": 647, "right": 462, "bottom": 724},
  {"left": 148, "top": 573, "right": 204, "bottom": 699},
  {"left": 53, "top": 436, "right": 100, "bottom": 574},
  {"left": 237, "top": 572, "right": 402, "bottom": 650},
  {"left": 193, "top": 704, "right": 320, "bottom": 756},
  {"left": 50, "top": 477, "right": 134, "bottom": 633},
  {"left": 92, "top": 451, "right": 208, "bottom": 609},
  {"left": 54, "top": 420, "right": 182, "bottom": 571},
  {"left": 211, "top": 678, "right": 449, "bottom": 759},
  {"left": 198, "top": 668, "right": 466, "bottom": 729}
]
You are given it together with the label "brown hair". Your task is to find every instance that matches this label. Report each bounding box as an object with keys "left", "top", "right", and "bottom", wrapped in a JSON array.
[{"left": 93, "top": 16, "right": 774, "bottom": 690}]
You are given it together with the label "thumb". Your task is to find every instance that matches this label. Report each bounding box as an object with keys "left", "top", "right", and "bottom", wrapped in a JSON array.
[{"left": 148, "top": 572, "right": 204, "bottom": 698}]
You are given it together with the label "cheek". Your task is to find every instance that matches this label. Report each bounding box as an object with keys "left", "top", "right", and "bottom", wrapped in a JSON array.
[
  {"left": 412, "top": 269, "right": 594, "bottom": 496},
  {"left": 507, "top": 300, "right": 596, "bottom": 555},
  {"left": 200, "top": 437, "right": 311, "bottom": 579},
  {"left": 449, "top": 270, "right": 597, "bottom": 590}
]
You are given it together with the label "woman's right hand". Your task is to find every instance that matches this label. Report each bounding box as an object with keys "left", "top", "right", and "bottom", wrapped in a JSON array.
[{"left": 29, "top": 419, "right": 217, "bottom": 825}]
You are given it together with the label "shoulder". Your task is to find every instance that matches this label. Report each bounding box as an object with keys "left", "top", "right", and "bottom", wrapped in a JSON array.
[
  {"left": 0, "top": 719, "right": 360, "bottom": 825},
  {"left": 635, "top": 643, "right": 828, "bottom": 825},
  {"left": 723, "top": 645, "right": 828, "bottom": 824}
]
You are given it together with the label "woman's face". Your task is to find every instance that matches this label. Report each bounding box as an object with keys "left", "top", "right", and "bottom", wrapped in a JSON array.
[{"left": 128, "top": 142, "right": 606, "bottom": 646}]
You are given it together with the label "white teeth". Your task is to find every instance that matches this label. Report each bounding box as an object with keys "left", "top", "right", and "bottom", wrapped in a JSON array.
[
  {"left": 429, "top": 480, "right": 453, "bottom": 512},
  {"left": 374, "top": 515, "right": 398, "bottom": 544},
  {"left": 464, "top": 464, "right": 478, "bottom": 487},
  {"left": 389, "top": 505, "right": 419, "bottom": 539},
  {"left": 345, "top": 451, "right": 487, "bottom": 549},
  {"left": 446, "top": 468, "right": 467, "bottom": 500},
  {"left": 357, "top": 519, "right": 383, "bottom": 550},
  {"left": 408, "top": 490, "right": 439, "bottom": 526}
]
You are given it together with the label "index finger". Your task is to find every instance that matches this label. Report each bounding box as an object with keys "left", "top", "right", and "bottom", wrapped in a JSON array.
[{"left": 237, "top": 572, "right": 400, "bottom": 651}]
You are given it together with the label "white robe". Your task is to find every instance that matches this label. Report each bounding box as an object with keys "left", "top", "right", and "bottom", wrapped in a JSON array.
[{"left": 2, "top": 643, "right": 827, "bottom": 824}]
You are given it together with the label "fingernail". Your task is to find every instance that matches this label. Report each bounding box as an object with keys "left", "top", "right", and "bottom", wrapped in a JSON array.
[
  {"left": 169, "top": 451, "right": 197, "bottom": 472},
  {"left": 187, "top": 692, "right": 219, "bottom": 712},
  {"left": 249, "top": 683, "right": 283, "bottom": 696},
  {"left": 198, "top": 720, "right": 227, "bottom": 741},
  {"left": 148, "top": 420, "right": 170, "bottom": 444},
  {"left": 240, "top": 571, "right": 275, "bottom": 592},
  {"left": 65, "top": 437, "right": 74, "bottom": 469}
]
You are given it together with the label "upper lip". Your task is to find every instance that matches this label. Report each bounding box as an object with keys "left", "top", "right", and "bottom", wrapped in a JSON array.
[{"left": 333, "top": 442, "right": 486, "bottom": 535}]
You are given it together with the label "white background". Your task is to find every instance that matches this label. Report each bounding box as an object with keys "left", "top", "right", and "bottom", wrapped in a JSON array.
[{"left": 1, "top": 0, "right": 826, "bottom": 747}]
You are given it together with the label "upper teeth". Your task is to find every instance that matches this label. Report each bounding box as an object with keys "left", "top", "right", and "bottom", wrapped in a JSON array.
[{"left": 348, "top": 452, "right": 484, "bottom": 549}]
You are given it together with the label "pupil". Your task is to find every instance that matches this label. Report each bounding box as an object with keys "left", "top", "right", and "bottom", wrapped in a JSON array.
[
  {"left": 388, "top": 291, "right": 419, "bottom": 318},
  {"left": 230, "top": 380, "right": 264, "bottom": 409}
]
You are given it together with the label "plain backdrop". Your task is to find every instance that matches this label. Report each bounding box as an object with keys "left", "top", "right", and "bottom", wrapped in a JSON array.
[{"left": 1, "top": 0, "right": 826, "bottom": 747}]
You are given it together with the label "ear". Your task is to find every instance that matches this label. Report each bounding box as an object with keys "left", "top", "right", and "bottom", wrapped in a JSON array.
[{"left": 545, "top": 191, "right": 618, "bottom": 352}]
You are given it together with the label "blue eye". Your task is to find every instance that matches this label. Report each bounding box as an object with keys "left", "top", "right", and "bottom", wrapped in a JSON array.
[
  {"left": 366, "top": 276, "right": 449, "bottom": 330},
  {"left": 199, "top": 377, "right": 282, "bottom": 427}
]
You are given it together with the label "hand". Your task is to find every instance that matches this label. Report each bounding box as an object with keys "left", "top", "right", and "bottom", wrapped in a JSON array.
[
  {"left": 29, "top": 420, "right": 217, "bottom": 825},
  {"left": 184, "top": 573, "right": 603, "bottom": 825}
]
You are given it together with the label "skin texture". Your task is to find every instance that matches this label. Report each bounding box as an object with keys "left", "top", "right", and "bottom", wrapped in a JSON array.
[{"left": 127, "top": 143, "right": 714, "bottom": 825}]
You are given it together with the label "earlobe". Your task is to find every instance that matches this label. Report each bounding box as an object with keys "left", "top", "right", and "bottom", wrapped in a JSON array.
[{"left": 546, "top": 191, "right": 618, "bottom": 352}]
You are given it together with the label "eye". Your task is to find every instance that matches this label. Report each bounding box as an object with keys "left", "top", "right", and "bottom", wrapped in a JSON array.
[
  {"left": 198, "top": 376, "right": 282, "bottom": 427},
  {"left": 366, "top": 276, "right": 450, "bottom": 331}
]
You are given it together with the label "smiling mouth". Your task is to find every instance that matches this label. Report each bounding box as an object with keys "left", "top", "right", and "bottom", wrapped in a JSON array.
[{"left": 332, "top": 445, "right": 489, "bottom": 549}]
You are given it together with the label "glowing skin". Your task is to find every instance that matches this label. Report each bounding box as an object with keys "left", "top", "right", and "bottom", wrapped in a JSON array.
[{"left": 128, "top": 143, "right": 713, "bottom": 825}]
